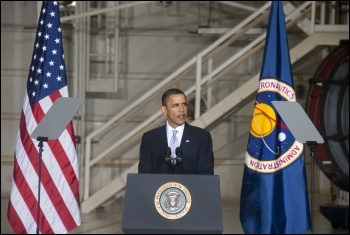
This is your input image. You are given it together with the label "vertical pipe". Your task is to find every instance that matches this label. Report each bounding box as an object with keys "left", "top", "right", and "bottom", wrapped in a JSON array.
[
  {"left": 195, "top": 56, "right": 201, "bottom": 119},
  {"left": 310, "top": 1, "right": 315, "bottom": 34},
  {"left": 207, "top": 59, "right": 213, "bottom": 109}
]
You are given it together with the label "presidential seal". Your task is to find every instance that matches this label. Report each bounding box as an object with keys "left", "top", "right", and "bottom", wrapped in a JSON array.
[{"left": 154, "top": 182, "right": 191, "bottom": 220}]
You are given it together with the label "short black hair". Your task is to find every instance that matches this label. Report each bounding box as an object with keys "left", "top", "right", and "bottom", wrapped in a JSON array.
[{"left": 161, "top": 88, "right": 186, "bottom": 106}]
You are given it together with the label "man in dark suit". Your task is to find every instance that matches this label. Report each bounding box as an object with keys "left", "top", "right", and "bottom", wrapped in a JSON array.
[{"left": 138, "top": 88, "right": 214, "bottom": 174}]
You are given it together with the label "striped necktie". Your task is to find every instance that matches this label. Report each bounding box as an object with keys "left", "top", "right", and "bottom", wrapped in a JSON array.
[{"left": 170, "top": 129, "right": 179, "bottom": 160}]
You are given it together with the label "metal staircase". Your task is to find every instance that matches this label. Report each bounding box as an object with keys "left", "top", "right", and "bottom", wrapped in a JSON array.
[{"left": 78, "top": 1, "right": 349, "bottom": 213}]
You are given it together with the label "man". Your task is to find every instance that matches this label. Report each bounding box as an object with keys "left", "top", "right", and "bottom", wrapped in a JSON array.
[{"left": 138, "top": 88, "right": 214, "bottom": 174}]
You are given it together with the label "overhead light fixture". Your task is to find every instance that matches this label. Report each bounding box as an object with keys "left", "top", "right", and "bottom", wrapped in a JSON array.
[{"left": 159, "top": 1, "right": 173, "bottom": 7}]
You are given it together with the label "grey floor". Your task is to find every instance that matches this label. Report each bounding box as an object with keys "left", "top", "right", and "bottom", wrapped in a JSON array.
[{"left": 1, "top": 197, "right": 348, "bottom": 234}]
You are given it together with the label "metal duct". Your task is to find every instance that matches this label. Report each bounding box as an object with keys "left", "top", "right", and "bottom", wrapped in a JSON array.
[{"left": 306, "top": 40, "right": 349, "bottom": 192}]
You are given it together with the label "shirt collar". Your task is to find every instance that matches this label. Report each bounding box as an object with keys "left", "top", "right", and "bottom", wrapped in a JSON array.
[{"left": 166, "top": 122, "right": 184, "bottom": 138}]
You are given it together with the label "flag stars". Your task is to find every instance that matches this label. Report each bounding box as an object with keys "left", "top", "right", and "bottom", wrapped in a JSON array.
[
  {"left": 42, "top": 46, "right": 47, "bottom": 51},
  {"left": 49, "top": 60, "right": 54, "bottom": 66},
  {"left": 42, "top": 8, "right": 46, "bottom": 14},
  {"left": 47, "top": 23, "right": 53, "bottom": 28},
  {"left": 44, "top": 34, "right": 50, "bottom": 40},
  {"left": 43, "top": 83, "right": 49, "bottom": 89},
  {"left": 56, "top": 76, "right": 62, "bottom": 82},
  {"left": 31, "top": 66, "right": 35, "bottom": 71},
  {"left": 59, "top": 65, "right": 64, "bottom": 70},
  {"left": 55, "top": 38, "right": 60, "bottom": 44},
  {"left": 32, "top": 91, "right": 36, "bottom": 97},
  {"left": 52, "top": 49, "right": 57, "bottom": 55},
  {"left": 50, "top": 11, "right": 55, "bottom": 17},
  {"left": 40, "top": 20, "right": 44, "bottom": 25},
  {"left": 38, "top": 31, "right": 42, "bottom": 37},
  {"left": 39, "top": 57, "right": 44, "bottom": 63},
  {"left": 35, "top": 43, "right": 39, "bottom": 48},
  {"left": 34, "top": 80, "right": 39, "bottom": 85},
  {"left": 33, "top": 55, "right": 37, "bottom": 60},
  {"left": 58, "top": 27, "right": 61, "bottom": 32},
  {"left": 37, "top": 68, "right": 42, "bottom": 74},
  {"left": 46, "top": 72, "right": 51, "bottom": 77}
]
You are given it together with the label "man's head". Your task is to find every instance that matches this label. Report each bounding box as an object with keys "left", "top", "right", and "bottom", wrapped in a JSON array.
[{"left": 161, "top": 88, "right": 188, "bottom": 128}]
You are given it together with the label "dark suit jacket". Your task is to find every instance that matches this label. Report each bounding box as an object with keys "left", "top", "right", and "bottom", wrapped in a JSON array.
[{"left": 138, "top": 122, "right": 214, "bottom": 174}]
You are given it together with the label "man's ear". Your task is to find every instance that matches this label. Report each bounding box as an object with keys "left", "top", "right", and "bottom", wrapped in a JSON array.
[{"left": 161, "top": 106, "right": 167, "bottom": 115}]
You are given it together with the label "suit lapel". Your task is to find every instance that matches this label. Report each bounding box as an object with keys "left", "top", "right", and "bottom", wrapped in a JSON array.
[
  {"left": 181, "top": 122, "right": 192, "bottom": 146},
  {"left": 157, "top": 124, "right": 168, "bottom": 148}
]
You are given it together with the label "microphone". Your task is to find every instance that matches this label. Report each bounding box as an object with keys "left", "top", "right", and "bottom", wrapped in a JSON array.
[
  {"left": 175, "top": 147, "right": 182, "bottom": 164},
  {"left": 164, "top": 147, "right": 171, "bottom": 164}
]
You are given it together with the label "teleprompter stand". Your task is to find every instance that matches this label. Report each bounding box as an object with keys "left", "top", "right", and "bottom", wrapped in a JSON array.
[
  {"left": 272, "top": 101, "right": 324, "bottom": 234},
  {"left": 31, "top": 97, "right": 84, "bottom": 234}
]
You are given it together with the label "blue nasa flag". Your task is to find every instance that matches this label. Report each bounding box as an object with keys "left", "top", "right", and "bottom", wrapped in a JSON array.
[{"left": 239, "top": 1, "right": 311, "bottom": 233}]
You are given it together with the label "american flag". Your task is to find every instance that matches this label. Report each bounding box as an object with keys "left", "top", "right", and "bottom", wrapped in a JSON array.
[{"left": 7, "top": 1, "right": 81, "bottom": 233}]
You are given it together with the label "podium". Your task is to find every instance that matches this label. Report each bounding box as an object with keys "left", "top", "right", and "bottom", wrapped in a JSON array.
[{"left": 121, "top": 173, "right": 223, "bottom": 234}]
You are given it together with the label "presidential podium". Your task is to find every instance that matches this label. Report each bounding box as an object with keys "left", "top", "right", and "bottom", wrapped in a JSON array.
[{"left": 121, "top": 173, "right": 223, "bottom": 234}]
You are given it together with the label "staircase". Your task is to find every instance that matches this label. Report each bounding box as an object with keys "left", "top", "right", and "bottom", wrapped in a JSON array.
[{"left": 80, "top": 1, "right": 349, "bottom": 213}]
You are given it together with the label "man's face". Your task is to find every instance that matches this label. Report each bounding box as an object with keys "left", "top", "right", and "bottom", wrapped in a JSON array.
[{"left": 161, "top": 94, "right": 188, "bottom": 129}]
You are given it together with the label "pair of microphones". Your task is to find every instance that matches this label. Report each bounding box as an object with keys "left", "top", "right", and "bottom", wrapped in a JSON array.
[{"left": 165, "top": 147, "right": 182, "bottom": 167}]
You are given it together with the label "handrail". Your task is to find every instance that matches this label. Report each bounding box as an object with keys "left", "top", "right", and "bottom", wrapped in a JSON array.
[
  {"left": 193, "top": 1, "right": 314, "bottom": 106},
  {"left": 83, "top": 1, "right": 274, "bottom": 201},
  {"left": 83, "top": 1, "right": 349, "bottom": 202}
]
